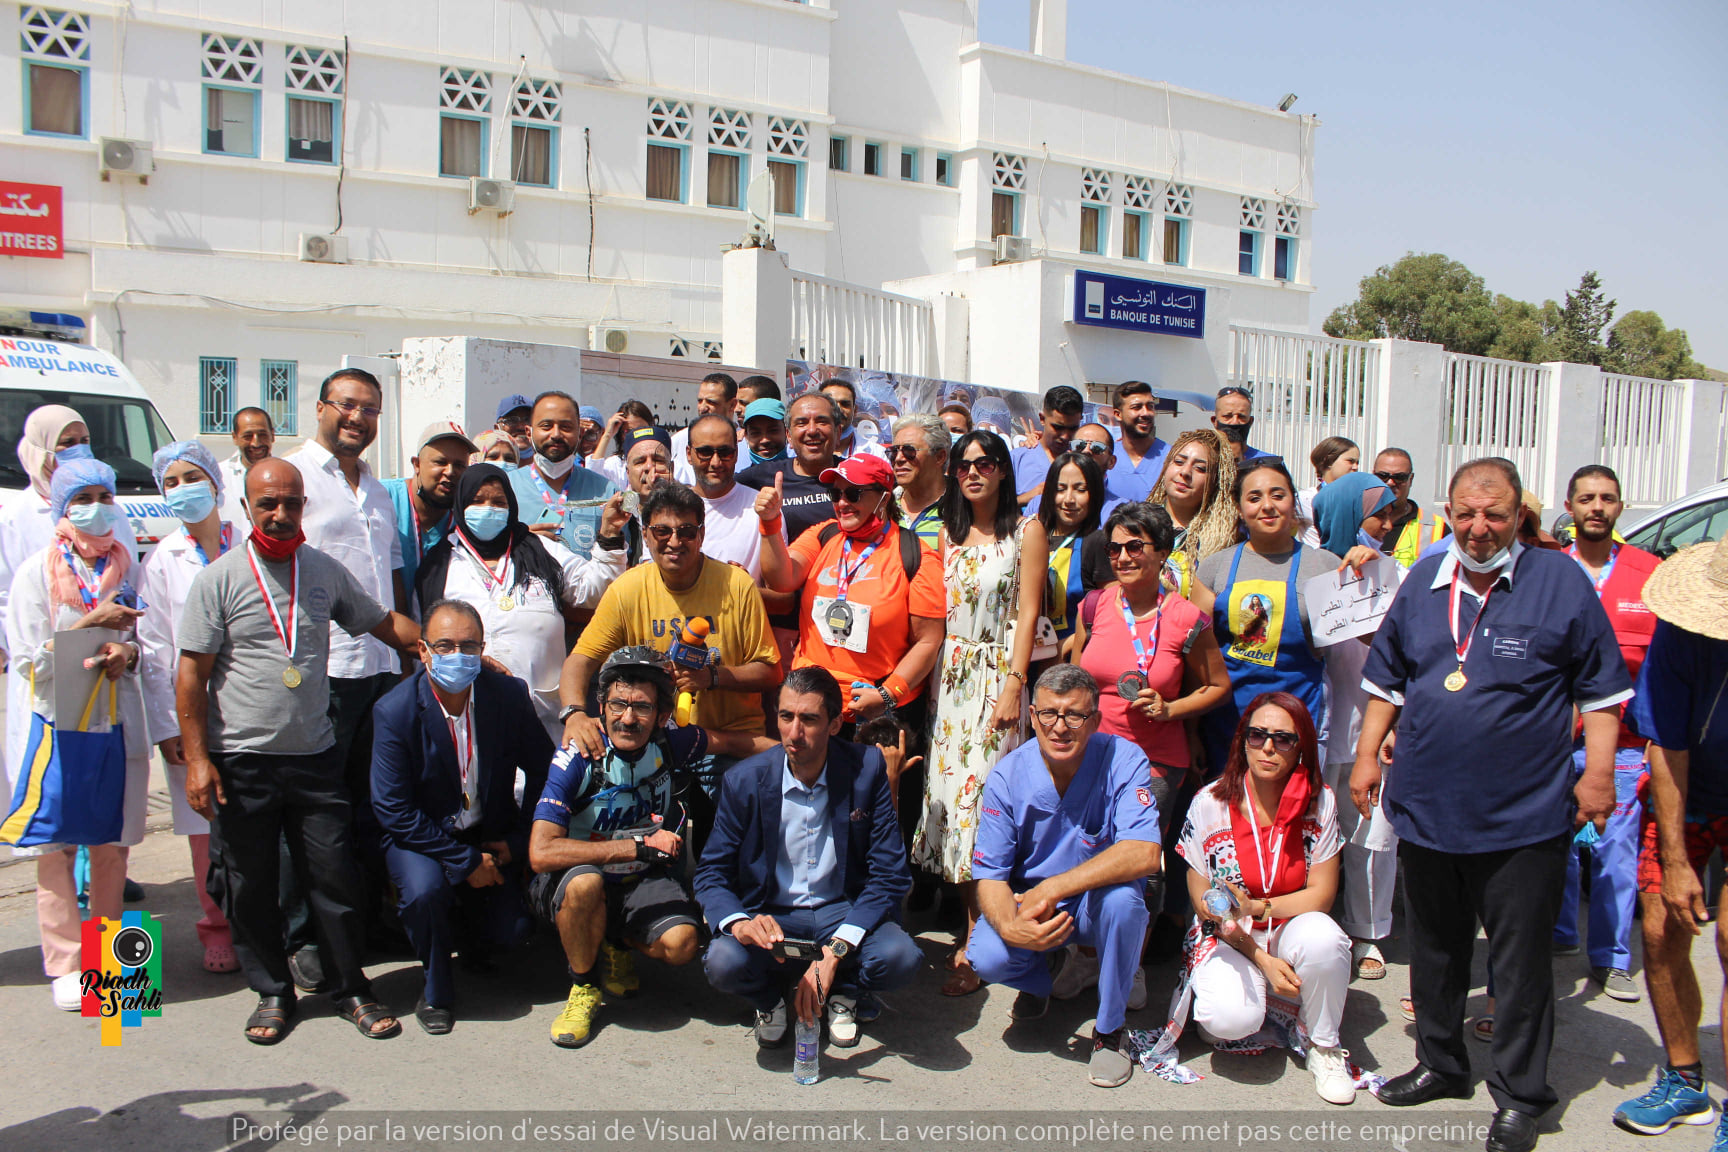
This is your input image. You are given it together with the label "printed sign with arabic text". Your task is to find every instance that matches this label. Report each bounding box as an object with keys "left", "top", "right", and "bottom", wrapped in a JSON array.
[
  {"left": 1071, "top": 270, "right": 1205, "bottom": 339},
  {"left": 0, "top": 181, "right": 63, "bottom": 259}
]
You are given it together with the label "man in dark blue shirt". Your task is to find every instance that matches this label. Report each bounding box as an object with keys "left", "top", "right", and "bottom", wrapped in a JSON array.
[{"left": 1350, "top": 458, "right": 1628, "bottom": 1152}]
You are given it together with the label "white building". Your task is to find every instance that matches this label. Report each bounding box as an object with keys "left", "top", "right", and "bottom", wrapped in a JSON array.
[{"left": 1, "top": 0, "right": 1317, "bottom": 447}]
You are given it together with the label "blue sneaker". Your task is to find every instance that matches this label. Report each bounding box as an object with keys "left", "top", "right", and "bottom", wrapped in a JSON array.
[
  {"left": 1612, "top": 1066, "right": 1715, "bottom": 1135},
  {"left": 1713, "top": 1106, "right": 1728, "bottom": 1152}
]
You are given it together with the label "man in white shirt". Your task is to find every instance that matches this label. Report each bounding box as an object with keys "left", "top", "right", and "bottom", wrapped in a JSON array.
[
  {"left": 685, "top": 414, "right": 781, "bottom": 579},
  {"left": 220, "top": 406, "right": 275, "bottom": 524},
  {"left": 672, "top": 373, "right": 740, "bottom": 484}
]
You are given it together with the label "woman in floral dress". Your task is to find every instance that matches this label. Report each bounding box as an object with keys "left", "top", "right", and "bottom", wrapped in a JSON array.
[{"left": 913, "top": 429, "right": 1047, "bottom": 995}]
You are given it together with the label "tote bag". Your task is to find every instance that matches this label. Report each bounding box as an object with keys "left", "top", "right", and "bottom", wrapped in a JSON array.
[{"left": 0, "top": 672, "right": 126, "bottom": 848}]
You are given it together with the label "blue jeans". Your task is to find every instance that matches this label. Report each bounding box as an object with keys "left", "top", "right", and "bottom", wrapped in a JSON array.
[
  {"left": 703, "top": 901, "right": 921, "bottom": 1012},
  {"left": 1553, "top": 746, "right": 1644, "bottom": 970}
]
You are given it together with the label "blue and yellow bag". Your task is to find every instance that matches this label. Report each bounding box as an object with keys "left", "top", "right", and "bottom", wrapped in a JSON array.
[{"left": 1, "top": 672, "right": 125, "bottom": 848}]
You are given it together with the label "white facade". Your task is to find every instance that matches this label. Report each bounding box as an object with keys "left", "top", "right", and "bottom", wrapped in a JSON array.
[{"left": 1, "top": 0, "right": 1317, "bottom": 447}]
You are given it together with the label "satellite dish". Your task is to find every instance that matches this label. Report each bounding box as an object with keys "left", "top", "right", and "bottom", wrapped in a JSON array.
[{"left": 744, "top": 170, "right": 775, "bottom": 249}]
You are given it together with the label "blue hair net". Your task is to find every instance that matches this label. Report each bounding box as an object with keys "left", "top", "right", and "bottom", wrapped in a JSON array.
[
  {"left": 151, "top": 439, "right": 224, "bottom": 499},
  {"left": 49, "top": 457, "right": 118, "bottom": 523}
]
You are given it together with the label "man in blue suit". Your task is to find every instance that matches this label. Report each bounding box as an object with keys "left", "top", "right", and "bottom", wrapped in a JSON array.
[
  {"left": 370, "top": 598, "right": 554, "bottom": 1034},
  {"left": 696, "top": 666, "right": 920, "bottom": 1052}
]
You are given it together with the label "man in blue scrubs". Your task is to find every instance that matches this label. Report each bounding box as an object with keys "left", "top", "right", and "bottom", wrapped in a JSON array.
[
  {"left": 507, "top": 391, "right": 616, "bottom": 554},
  {"left": 1011, "top": 385, "right": 1085, "bottom": 507},
  {"left": 1105, "top": 380, "right": 1169, "bottom": 502},
  {"left": 970, "top": 665, "right": 1162, "bottom": 1089}
]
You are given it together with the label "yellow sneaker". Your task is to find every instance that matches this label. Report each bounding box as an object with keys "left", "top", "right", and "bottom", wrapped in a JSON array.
[
  {"left": 601, "top": 942, "right": 639, "bottom": 999},
  {"left": 550, "top": 983, "right": 602, "bottom": 1048}
]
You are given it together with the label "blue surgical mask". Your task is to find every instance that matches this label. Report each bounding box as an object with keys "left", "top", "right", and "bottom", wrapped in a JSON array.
[
  {"left": 56, "top": 443, "right": 94, "bottom": 463},
  {"left": 428, "top": 652, "right": 482, "bottom": 692},
  {"left": 750, "top": 447, "right": 783, "bottom": 466},
  {"left": 1356, "top": 528, "right": 1381, "bottom": 550},
  {"left": 464, "top": 505, "right": 510, "bottom": 542},
  {"left": 165, "top": 480, "right": 216, "bottom": 525},
  {"left": 66, "top": 501, "right": 115, "bottom": 534}
]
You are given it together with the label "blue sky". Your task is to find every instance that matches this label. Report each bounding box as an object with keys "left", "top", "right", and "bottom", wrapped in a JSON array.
[{"left": 978, "top": 0, "right": 1728, "bottom": 369}]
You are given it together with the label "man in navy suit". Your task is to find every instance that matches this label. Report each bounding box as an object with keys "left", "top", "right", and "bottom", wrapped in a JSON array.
[
  {"left": 696, "top": 666, "right": 920, "bottom": 1051},
  {"left": 370, "top": 598, "right": 554, "bottom": 1034}
]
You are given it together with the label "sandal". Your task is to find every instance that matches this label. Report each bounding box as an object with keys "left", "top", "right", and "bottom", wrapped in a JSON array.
[
  {"left": 244, "top": 995, "right": 296, "bottom": 1045},
  {"left": 1351, "top": 940, "right": 1386, "bottom": 981},
  {"left": 1473, "top": 1015, "right": 1494, "bottom": 1043},
  {"left": 941, "top": 951, "right": 985, "bottom": 997},
  {"left": 334, "top": 995, "right": 401, "bottom": 1040},
  {"left": 1398, "top": 996, "right": 1415, "bottom": 1022},
  {"left": 203, "top": 943, "right": 239, "bottom": 974}
]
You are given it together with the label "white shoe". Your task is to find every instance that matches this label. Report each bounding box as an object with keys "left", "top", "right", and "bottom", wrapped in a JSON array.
[
  {"left": 1308, "top": 1044, "right": 1356, "bottom": 1105},
  {"left": 754, "top": 999, "right": 788, "bottom": 1048},
  {"left": 1051, "top": 945, "right": 1100, "bottom": 1000},
  {"left": 1127, "top": 965, "right": 1147, "bottom": 1011},
  {"left": 826, "top": 994, "right": 859, "bottom": 1048},
  {"left": 51, "top": 972, "right": 81, "bottom": 1012}
]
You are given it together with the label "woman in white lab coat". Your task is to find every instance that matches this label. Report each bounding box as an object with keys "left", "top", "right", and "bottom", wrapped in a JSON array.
[
  {"left": 4, "top": 458, "right": 151, "bottom": 1010},
  {"left": 135, "top": 440, "right": 238, "bottom": 974}
]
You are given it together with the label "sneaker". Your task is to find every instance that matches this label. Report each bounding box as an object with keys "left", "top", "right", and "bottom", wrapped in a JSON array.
[
  {"left": 827, "top": 994, "right": 860, "bottom": 1048},
  {"left": 1087, "top": 1028, "right": 1132, "bottom": 1088},
  {"left": 754, "top": 999, "right": 789, "bottom": 1048},
  {"left": 1127, "top": 965, "right": 1148, "bottom": 1011},
  {"left": 1592, "top": 966, "right": 1641, "bottom": 1003},
  {"left": 1010, "top": 990, "right": 1049, "bottom": 1020},
  {"left": 601, "top": 942, "right": 639, "bottom": 999},
  {"left": 1711, "top": 1105, "right": 1728, "bottom": 1152},
  {"left": 1308, "top": 1044, "right": 1357, "bottom": 1105},
  {"left": 51, "top": 972, "right": 81, "bottom": 1012},
  {"left": 549, "top": 983, "right": 602, "bottom": 1048},
  {"left": 1052, "top": 945, "right": 1100, "bottom": 1000},
  {"left": 1612, "top": 1066, "right": 1715, "bottom": 1135},
  {"left": 1552, "top": 939, "right": 1582, "bottom": 957}
]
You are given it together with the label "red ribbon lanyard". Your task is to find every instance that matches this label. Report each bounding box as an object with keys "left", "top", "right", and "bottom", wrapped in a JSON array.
[
  {"left": 1448, "top": 567, "right": 1494, "bottom": 668},
  {"left": 246, "top": 542, "right": 299, "bottom": 660},
  {"left": 447, "top": 706, "right": 475, "bottom": 796},
  {"left": 456, "top": 531, "right": 513, "bottom": 595}
]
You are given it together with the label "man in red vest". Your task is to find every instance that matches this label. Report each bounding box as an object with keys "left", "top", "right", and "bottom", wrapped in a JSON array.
[{"left": 1555, "top": 464, "right": 1662, "bottom": 1002}]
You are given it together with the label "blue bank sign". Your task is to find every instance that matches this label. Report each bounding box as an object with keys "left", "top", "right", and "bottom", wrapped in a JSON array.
[{"left": 1071, "top": 270, "right": 1206, "bottom": 340}]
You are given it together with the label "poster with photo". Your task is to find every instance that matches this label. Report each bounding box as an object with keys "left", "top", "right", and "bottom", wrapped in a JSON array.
[{"left": 784, "top": 361, "right": 1117, "bottom": 442}]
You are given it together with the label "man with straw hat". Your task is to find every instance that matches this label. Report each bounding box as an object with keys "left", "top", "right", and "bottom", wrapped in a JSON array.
[{"left": 1611, "top": 536, "right": 1728, "bottom": 1143}]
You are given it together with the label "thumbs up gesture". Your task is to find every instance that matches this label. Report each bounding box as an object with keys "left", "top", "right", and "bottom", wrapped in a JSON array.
[{"left": 755, "top": 470, "right": 784, "bottom": 522}]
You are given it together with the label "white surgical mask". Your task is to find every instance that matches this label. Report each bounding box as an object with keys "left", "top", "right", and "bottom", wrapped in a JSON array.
[
  {"left": 1448, "top": 537, "right": 1513, "bottom": 574},
  {"left": 536, "top": 452, "right": 575, "bottom": 479}
]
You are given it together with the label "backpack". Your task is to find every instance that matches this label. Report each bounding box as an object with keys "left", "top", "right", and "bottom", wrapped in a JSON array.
[{"left": 816, "top": 521, "right": 922, "bottom": 584}]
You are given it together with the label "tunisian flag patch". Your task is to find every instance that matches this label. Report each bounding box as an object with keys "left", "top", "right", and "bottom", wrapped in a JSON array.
[{"left": 1136, "top": 787, "right": 1152, "bottom": 807}]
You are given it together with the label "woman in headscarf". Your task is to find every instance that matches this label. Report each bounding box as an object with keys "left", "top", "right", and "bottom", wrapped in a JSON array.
[
  {"left": 3, "top": 458, "right": 151, "bottom": 1010},
  {"left": 1310, "top": 471, "right": 1400, "bottom": 980},
  {"left": 470, "top": 430, "right": 520, "bottom": 468},
  {"left": 135, "top": 440, "right": 238, "bottom": 974},
  {"left": 1146, "top": 429, "right": 1239, "bottom": 599},
  {"left": 416, "top": 463, "right": 623, "bottom": 740}
]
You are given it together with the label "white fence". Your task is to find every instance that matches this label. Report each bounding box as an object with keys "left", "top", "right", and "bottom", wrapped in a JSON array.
[
  {"left": 788, "top": 271, "right": 938, "bottom": 378},
  {"left": 1600, "top": 372, "right": 1690, "bottom": 507},
  {"left": 1436, "top": 353, "right": 1552, "bottom": 503},
  {"left": 1227, "top": 326, "right": 1382, "bottom": 470}
]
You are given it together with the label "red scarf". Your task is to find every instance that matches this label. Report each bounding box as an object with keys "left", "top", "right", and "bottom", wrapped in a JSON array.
[
  {"left": 249, "top": 525, "right": 305, "bottom": 562},
  {"left": 1229, "top": 769, "right": 1314, "bottom": 903}
]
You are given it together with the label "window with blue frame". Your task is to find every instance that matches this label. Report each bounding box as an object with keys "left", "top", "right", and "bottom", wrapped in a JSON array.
[
  {"left": 200, "top": 357, "right": 236, "bottom": 435},
  {"left": 1274, "top": 235, "right": 1295, "bottom": 281},
  {"left": 899, "top": 146, "right": 919, "bottom": 181},
  {"left": 510, "top": 77, "right": 561, "bottom": 188},
  {"left": 201, "top": 34, "right": 262, "bottom": 157},
  {"left": 646, "top": 143, "right": 686, "bottom": 202},
  {"left": 768, "top": 159, "right": 803, "bottom": 217},
  {"left": 1239, "top": 230, "right": 1261, "bottom": 277},
  {"left": 21, "top": 7, "right": 89, "bottom": 138},
  {"left": 706, "top": 107, "right": 751, "bottom": 209},
  {"left": 439, "top": 67, "right": 491, "bottom": 178},
  {"left": 261, "top": 359, "right": 298, "bottom": 435},
  {"left": 1080, "top": 204, "right": 1106, "bottom": 254},
  {"left": 1163, "top": 217, "right": 1188, "bottom": 265},
  {"left": 1122, "top": 210, "right": 1147, "bottom": 259},
  {"left": 645, "top": 98, "right": 691, "bottom": 202},
  {"left": 766, "top": 118, "right": 808, "bottom": 217},
  {"left": 935, "top": 152, "right": 954, "bottom": 186},
  {"left": 285, "top": 45, "right": 343, "bottom": 164},
  {"left": 863, "top": 141, "right": 883, "bottom": 176},
  {"left": 828, "top": 135, "right": 848, "bottom": 171}
]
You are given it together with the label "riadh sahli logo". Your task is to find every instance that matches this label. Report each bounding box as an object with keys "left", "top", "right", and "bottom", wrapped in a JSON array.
[{"left": 80, "top": 911, "right": 163, "bottom": 1046}]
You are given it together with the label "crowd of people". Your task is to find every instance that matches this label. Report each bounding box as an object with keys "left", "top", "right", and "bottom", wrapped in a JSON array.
[{"left": 2, "top": 366, "right": 1726, "bottom": 1152}]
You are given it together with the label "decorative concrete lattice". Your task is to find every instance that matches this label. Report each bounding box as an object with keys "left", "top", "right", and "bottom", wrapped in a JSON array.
[
  {"left": 20, "top": 7, "right": 88, "bottom": 59},
  {"left": 709, "top": 107, "right": 751, "bottom": 149},
  {"left": 1276, "top": 201, "right": 1301, "bottom": 236},
  {"left": 647, "top": 98, "right": 691, "bottom": 140},
  {"left": 1164, "top": 183, "right": 1192, "bottom": 217},
  {"left": 285, "top": 45, "right": 342, "bottom": 94},
  {"left": 1082, "top": 168, "right": 1112, "bottom": 203},
  {"left": 993, "top": 152, "right": 1027, "bottom": 190},
  {"left": 768, "top": 117, "right": 808, "bottom": 157},
  {"left": 1123, "top": 175, "right": 1156, "bottom": 209},
  {"left": 202, "top": 33, "right": 262, "bottom": 84},
  {"left": 1240, "top": 197, "right": 1266, "bottom": 229},
  {"left": 440, "top": 67, "right": 491, "bottom": 114},
  {"left": 512, "top": 78, "right": 561, "bottom": 122}
]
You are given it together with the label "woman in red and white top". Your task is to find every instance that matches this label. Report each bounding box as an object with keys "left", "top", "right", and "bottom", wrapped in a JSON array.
[{"left": 1176, "top": 691, "right": 1355, "bottom": 1104}]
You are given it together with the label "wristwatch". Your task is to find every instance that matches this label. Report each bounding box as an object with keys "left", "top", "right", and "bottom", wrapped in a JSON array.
[
  {"left": 826, "top": 936, "right": 852, "bottom": 960},
  {"left": 557, "top": 704, "right": 585, "bottom": 723}
]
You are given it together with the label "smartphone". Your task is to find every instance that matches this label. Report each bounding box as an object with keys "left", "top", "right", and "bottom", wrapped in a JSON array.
[{"left": 770, "top": 936, "right": 822, "bottom": 962}]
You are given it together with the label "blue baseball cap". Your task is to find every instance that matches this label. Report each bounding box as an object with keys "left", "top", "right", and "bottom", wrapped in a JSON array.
[
  {"left": 743, "top": 398, "right": 786, "bottom": 424},
  {"left": 579, "top": 405, "right": 603, "bottom": 424},
  {"left": 495, "top": 393, "right": 533, "bottom": 421}
]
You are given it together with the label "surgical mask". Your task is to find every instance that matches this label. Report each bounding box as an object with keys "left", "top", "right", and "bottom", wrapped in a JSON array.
[
  {"left": 536, "top": 452, "right": 575, "bottom": 479},
  {"left": 66, "top": 501, "right": 115, "bottom": 534},
  {"left": 428, "top": 652, "right": 482, "bottom": 692},
  {"left": 1448, "top": 537, "right": 1514, "bottom": 575},
  {"left": 165, "top": 480, "right": 216, "bottom": 525},
  {"left": 750, "top": 447, "right": 783, "bottom": 466},
  {"left": 1356, "top": 528, "right": 1381, "bottom": 550},
  {"left": 1215, "top": 423, "right": 1248, "bottom": 445},
  {"left": 838, "top": 492, "right": 889, "bottom": 542},
  {"left": 464, "top": 505, "right": 511, "bottom": 542},
  {"left": 56, "top": 443, "right": 94, "bottom": 463}
]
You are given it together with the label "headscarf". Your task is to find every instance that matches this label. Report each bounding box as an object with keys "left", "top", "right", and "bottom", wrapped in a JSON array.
[
  {"left": 46, "top": 458, "right": 131, "bottom": 611},
  {"left": 1313, "top": 472, "right": 1395, "bottom": 559},
  {"left": 18, "top": 404, "right": 85, "bottom": 499},
  {"left": 151, "top": 439, "right": 225, "bottom": 499},
  {"left": 415, "top": 463, "right": 567, "bottom": 615},
  {"left": 470, "top": 429, "right": 518, "bottom": 466}
]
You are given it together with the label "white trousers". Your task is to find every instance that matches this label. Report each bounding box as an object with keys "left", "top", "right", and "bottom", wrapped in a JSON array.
[
  {"left": 1191, "top": 910, "right": 1351, "bottom": 1049},
  {"left": 1323, "top": 758, "right": 1398, "bottom": 940}
]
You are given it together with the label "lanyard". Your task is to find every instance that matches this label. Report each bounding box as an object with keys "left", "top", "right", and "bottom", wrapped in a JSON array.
[
  {"left": 1448, "top": 567, "right": 1496, "bottom": 667},
  {"left": 834, "top": 528, "right": 885, "bottom": 602},
  {"left": 1116, "top": 585, "right": 1164, "bottom": 677},
  {"left": 1244, "top": 791, "right": 1286, "bottom": 903},
  {"left": 530, "top": 464, "right": 574, "bottom": 511},
  {"left": 189, "top": 523, "right": 234, "bottom": 568},
  {"left": 409, "top": 497, "right": 447, "bottom": 561},
  {"left": 446, "top": 704, "right": 475, "bottom": 798},
  {"left": 246, "top": 543, "right": 299, "bottom": 661},
  {"left": 1566, "top": 541, "right": 1619, "bottom": 594},
  {"left": 56, "top": 541, "right": 104, "bottom": 611},
  {"left": 457, "top": 530, "right": 513, "bottom": 596}
]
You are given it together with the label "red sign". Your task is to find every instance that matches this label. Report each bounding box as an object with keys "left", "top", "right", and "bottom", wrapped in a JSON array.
[{"left": 0, "top": 182, "right": 63, "bottom": 259}]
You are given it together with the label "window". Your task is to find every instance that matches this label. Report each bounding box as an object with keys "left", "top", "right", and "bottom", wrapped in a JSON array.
[
  {"left": 768, "top": 159, "right": 803, "bottom": 217},
  {"left": 204, "top": 86, "right": 259, "bottom": 157},
  {"left": 646, "top": 143, "right": 685, "bottom": 201},
  {"left": 510, "top": 78, "right": 561, "bottom": 187},
  {"left": 1081, "top": 167, "right": 1112, "bottom": 204},
  {"left": 900, "top": 146, "right": 918, "bottom": 181},
  {"left": 1239, "top": 230, "right": 1261, "bottom": 277},
  {"left": 26, "top": 63, "right": 84, "bottom": 137},
  {"left": 828, "top": 135, "right": 848, "bottom": 171},
  {"left": 991, "top": 191, "right": 1020, "bottom": 238},
  {"left": 1080, "top": 204, "right": 1104, "bottom": 254},
  {"left": 992, "top": 152, "right": 1028, "bottom": 191},
  {"left": 1163, "top": 217, "right": 1188, "bottom": 265},
  {"left": 22, "top": 8, "right": 89, "bottom": 137},
  {"left": 286, "top": 97, "right": 336, "bottom": 163},
  {"left": 21, "top": 7, "right": 89, "bottom": 60},
  {"left": 1123, "top": 175, "right": 1155, "bottom": 210},
  {"left": 863, "top": 141, "right": 883, "bottom": 177},
  {"left": 706, "top": 151, "right": 743, "bottom": 208},
  {"left": 199, "top": 357, "right": 236, "bottom": 435},
  {"left": 709, "top": 107, "right": 750, "bottom": 150},
  {"left": 1274, "top": 236, "right": 1295, "bottom": 282},
  {"left": 261, "top": 359, "right": 298, "bottom": 435},
  {"left": 767, "top": 116, "right": 808, "bottom": 158},
  {"left": 935, "top": 152, "right": 953, "bottom": 186},
  {"left": 1122, "top": 210, "right": 1147, "bottom": 259},
  {"left": 439, "top": 68, "right": 490, "bottom": 178}
]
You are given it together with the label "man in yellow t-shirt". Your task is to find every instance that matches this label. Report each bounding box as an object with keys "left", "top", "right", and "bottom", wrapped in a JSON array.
[{"left": 560, "top": 482, "right": 780, "bottom": 775}]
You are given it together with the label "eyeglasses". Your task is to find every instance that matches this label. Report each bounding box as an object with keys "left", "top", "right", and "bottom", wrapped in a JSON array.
[
  {"left": 1106, "top": 538, "right": 1150, "bottom": 557},
  {"left": 426, "top": 640, "right": 483, "bottom": 656},
  {"left": 1073, "top": 441, "right": 1111, "bottom": 457},
  {"left": 953, "top": 458, "right": 999, "bottom": 478},
  {"left": 604, "top": 699, "right": 658, "bottom": 716},
  {"left": 325, "top": 398, "right": 383, "bottom": 420},
  {"left": 646, "top": 523, "right": 701, "bottom": 542},
  {"left": 692, "top": 444, "right": 738, "bottom": 461},
  {"left": 827, "top": 485, "right": 881, "bottom": 504},
  {"left": 1374, "top": 470, "right": 1413, "bottom": 486},
  {"left": 885, "top": 444, "right": 922, "bottom": 462},
  {"left": 1032, "top": 707, "right": 1096, "bottom": 730},
  {"left": 1245, "top": 727, "right": 1300, "bottom": 753}
]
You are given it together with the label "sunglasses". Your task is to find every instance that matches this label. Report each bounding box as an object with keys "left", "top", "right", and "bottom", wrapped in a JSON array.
[
  {"left": 1106, "top": 538, "right": 1150, "bottom": 558},
  {"left": 827, "top": 485, "right": 882, "bottom": 504},
  {"left": 886, "top": 444, "right": 922, "bottom": 462},
  {"left": 1073, "top": 441, "right": 1110, "bottom": 457},
  {"left": 953, "top": 457, "right": 1000, "bottom": 478},
  {"left": 692, "top": 444, "right": 738, "bottom": 460},
  {"left": 1374, "top": 470, "right": 1413, "bottom": 485},
  {"left": 1245, "top": 726, "right": 1300, "bottom": 753},
  {"left": 646, "top": 523, "right": 701, "bottom": 542},
  {"left": 1217, "top": 386, "right": 1254, "bottom": 401}
]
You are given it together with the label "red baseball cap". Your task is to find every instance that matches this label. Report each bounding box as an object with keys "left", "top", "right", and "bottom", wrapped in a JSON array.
[{"left": 818, "top": 454, "right": 894, "bottom": 490}]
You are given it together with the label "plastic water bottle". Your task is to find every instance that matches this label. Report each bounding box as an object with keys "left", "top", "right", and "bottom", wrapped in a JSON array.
[
  {"left": 1203, "top": 883, "right": 1238, "bottom": 919},
  {"left": 792, "top": 1015, "right": 820, "bottom": 1085}
]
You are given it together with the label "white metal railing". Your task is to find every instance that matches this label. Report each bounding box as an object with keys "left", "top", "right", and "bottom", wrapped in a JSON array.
[
  {"left": 788, "top": 271, "right": 937, "bottom": 378},
  {"left": 1228, "top": 325, "right": 1382, "bottom": 471},
  {"left": 1436, "top": 352, "right": 1551, "bottom": 501},
  {"left": 1600, "top": 372, "right": 1689, "bottom": 507}
]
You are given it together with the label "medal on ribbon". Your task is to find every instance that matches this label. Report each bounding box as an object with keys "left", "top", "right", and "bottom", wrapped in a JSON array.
[{"left": 246, "top": 542, "right": 301, "bottom": 689}]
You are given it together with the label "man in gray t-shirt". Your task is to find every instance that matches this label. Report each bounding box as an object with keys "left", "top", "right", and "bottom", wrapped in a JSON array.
[{"left": 178, "top": 459, "right": 419, "bottom": 1044}]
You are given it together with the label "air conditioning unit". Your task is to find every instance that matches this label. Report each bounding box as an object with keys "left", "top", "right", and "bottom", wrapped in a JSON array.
[
  {"left": 99, "top": 137, "right": 154, "bottom": 183},
  {"left": 994, "top": 234, "right": 1032, "bottom": 264},
  {"left": 298, "top": 233, "right": 349, "bottom": 264},
  {"left": 589, "top": 326, "right": 633, "bottom": 354},
  {"left": 468, "top": 177, "right": 515, "bottom": 215}
]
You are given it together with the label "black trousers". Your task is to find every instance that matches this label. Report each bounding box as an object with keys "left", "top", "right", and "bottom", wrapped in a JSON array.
[
  {"left": 206, "top": 750, "right": 374, "bottom": 1000},
  {"left": 1400, "top": 833, "right": 1569, "bottom": 1115}
]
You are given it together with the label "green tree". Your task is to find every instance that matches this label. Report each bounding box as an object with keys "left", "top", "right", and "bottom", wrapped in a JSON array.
[
  {"left": 1605, "top": 310, "right": 1707, "bottom": 380},
  {"left": 1323, "top": 252, "right": 1499, "bottom": 355},
  {"left": 1553, "top": 271, "right": 1616, "bottom": 366},
  {"left": 1485, "top": 295, "right": 1560, "bottom": 363}
]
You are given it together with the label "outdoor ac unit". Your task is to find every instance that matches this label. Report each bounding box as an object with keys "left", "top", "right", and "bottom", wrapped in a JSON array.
[
  {"left": 994, "top": 235, "right": 1032, "bottom": 264},
  {"left": 298, "top": 233, "right": 349, "bottom": 264},
  {"left": 99, "top": 137, "right": 154, "bottom": 183},
  {"left": 589, "top": 326, "right": 633, "bottom": 354},
  {"left": 468, "top": 177, "right": 515, "bottom": 215}
]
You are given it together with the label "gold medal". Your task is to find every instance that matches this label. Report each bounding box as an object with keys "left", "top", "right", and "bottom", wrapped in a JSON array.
[
  {"left": 282, "top": 665, "right": 302, "bottom": 689},
  {"left": 461, "top": 794, "right": 471, "bottom": 810},
  {"left": 1443, "top": 668, "right": 1467, "bottom": 692},
  {"left": 497, "top": 595, "right": 515, "bottom": 612}
]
